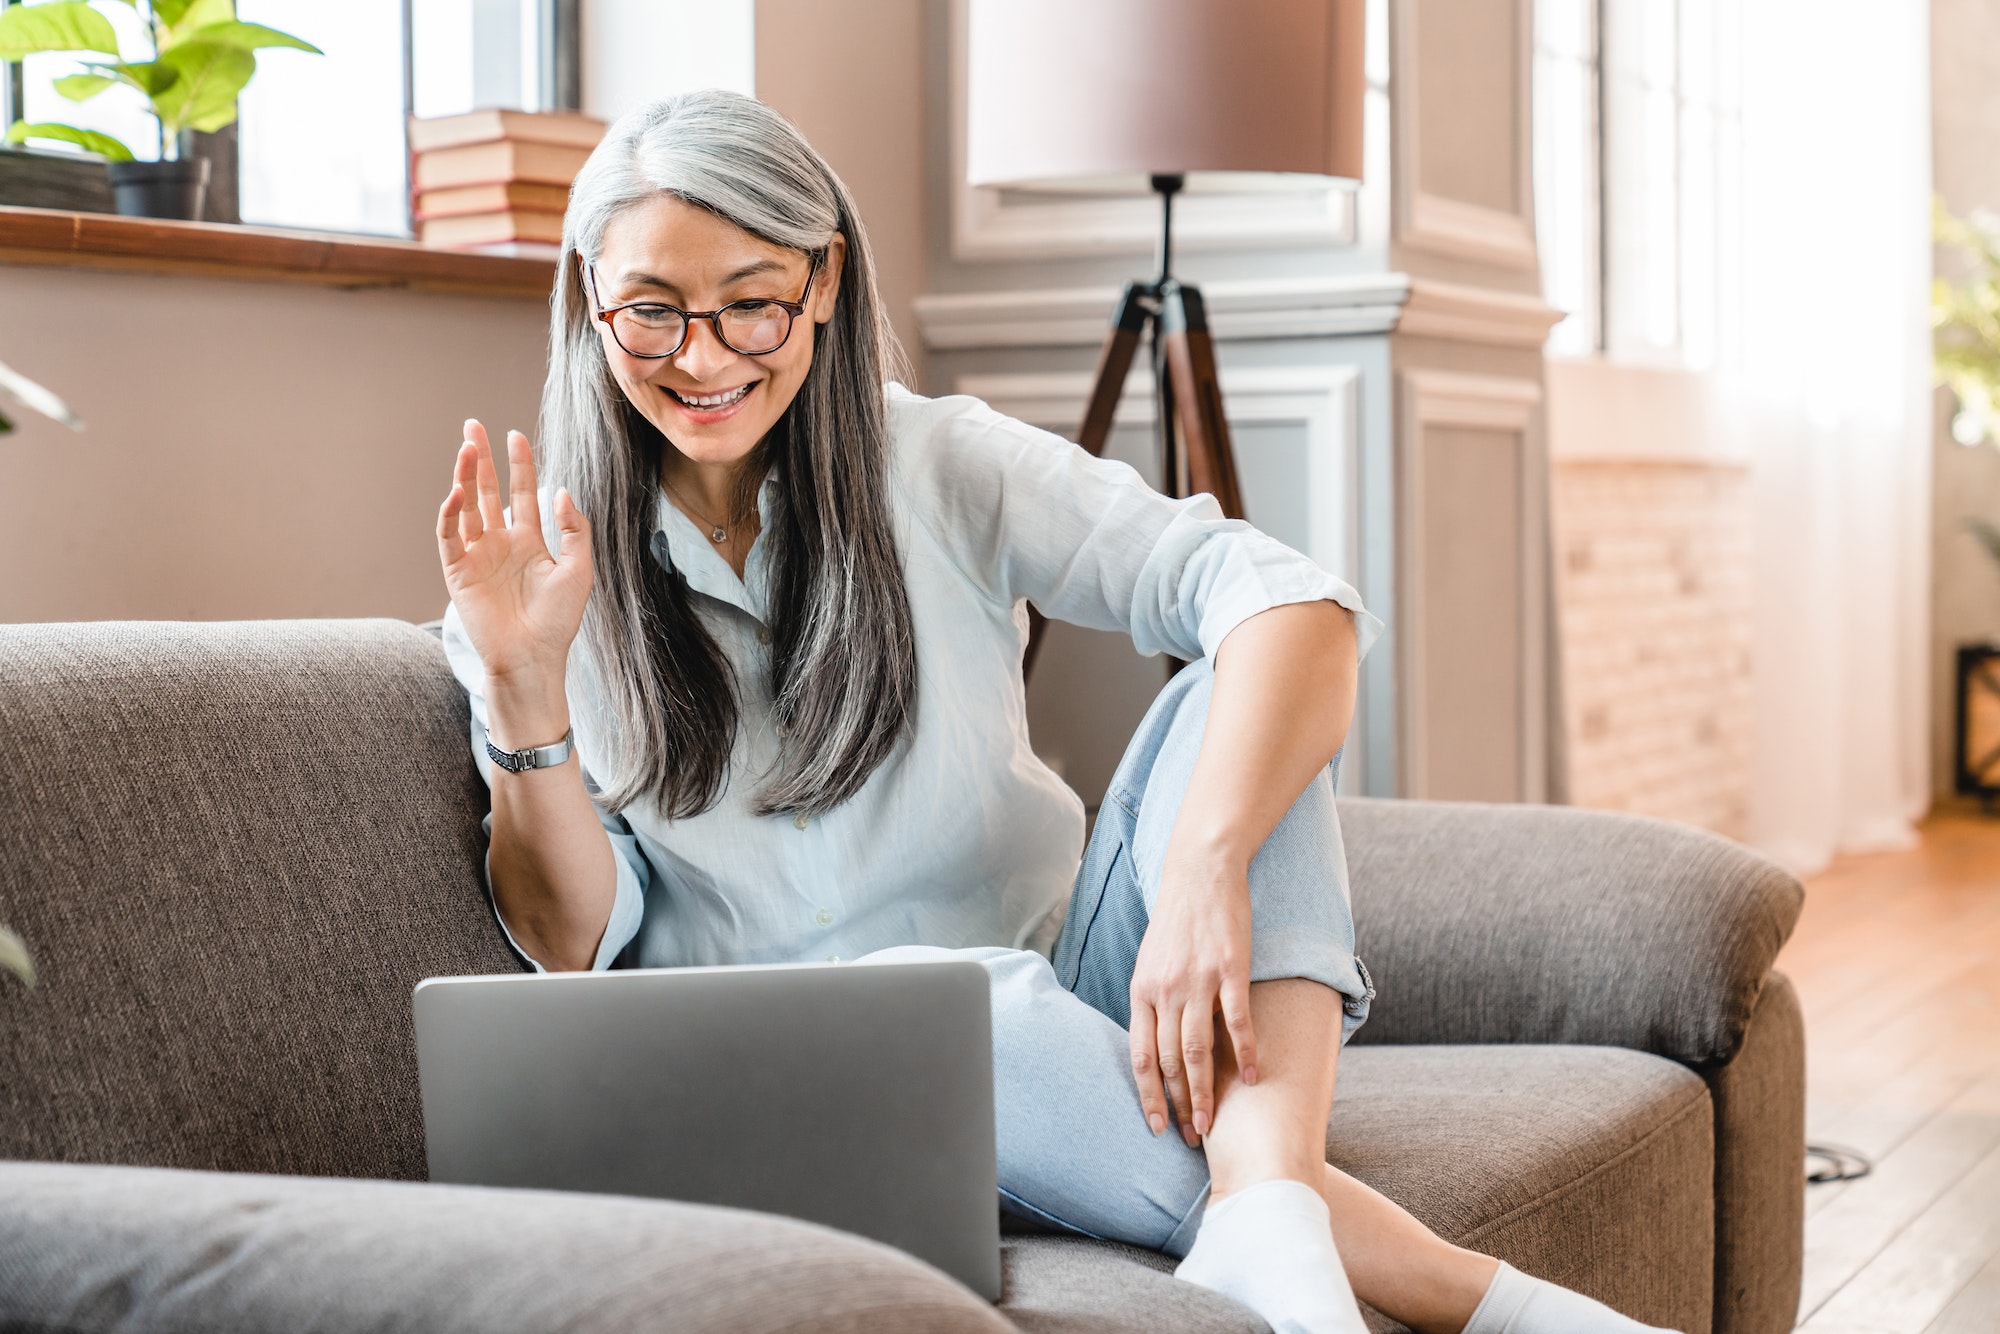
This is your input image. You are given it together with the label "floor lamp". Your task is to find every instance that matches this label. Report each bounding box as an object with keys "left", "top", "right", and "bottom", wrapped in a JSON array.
[{"left": 965, "top": 0, "right": 1366, "bottom": 673}]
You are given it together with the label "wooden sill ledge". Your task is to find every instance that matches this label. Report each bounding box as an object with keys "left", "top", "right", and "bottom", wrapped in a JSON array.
[{"left": 0, "top": 205, "right": 556, "bottom": 299}]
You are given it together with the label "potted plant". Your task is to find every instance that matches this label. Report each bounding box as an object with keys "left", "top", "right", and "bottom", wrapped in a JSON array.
[{"left": 0, "top": 0, "right": 318, "bottom": 220}]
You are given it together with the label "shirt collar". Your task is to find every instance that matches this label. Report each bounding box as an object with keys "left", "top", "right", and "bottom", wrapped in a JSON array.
[{"left": 648, "top": 473, "right": 780, "bottom": 623}]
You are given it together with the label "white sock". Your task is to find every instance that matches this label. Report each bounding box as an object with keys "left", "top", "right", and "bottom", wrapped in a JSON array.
[
  {"left": 1463, "top": 1261, "right": 1684, "bottom": 1334},
  {"left": 1173, "top": 1179, "right": 1367, "bottom": 1334}
]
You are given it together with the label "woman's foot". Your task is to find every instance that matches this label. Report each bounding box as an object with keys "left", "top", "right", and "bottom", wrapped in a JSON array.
[
  {"left": 1463, "top": 1261, "right": 1683, "bottom": 1334},
  {"left": 1173, "top": 1179, "right": 1368, "bottom": 1334}
]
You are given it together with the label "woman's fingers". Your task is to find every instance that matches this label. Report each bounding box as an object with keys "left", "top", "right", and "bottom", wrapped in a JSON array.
[
  {"left": 1181, "top": 997, "right": 1217, "bottom": 1138},
  {"left": 468, "top": 420, "right": 506, "bottom": 534},
  {"left": 1127, "top": 997, "right": 1171, "bottom": 1137},
  {"left": 438, "top": 482, "right": 467, "bottom": 566},
  {"left": 1156, "top": 1005, "right": 1198, "bottom": 1147},
  {"left": 1219, "top": 974, "right": 1259, "bottom": 1087},
  {"left": 554, "top": 487, "right": 593, "bottom": 573},
  {"left": 453, "top": 439, "right": 485, "bottom": 544},
  {"left": 507, "top": 430, "right": 541, "bottom": 536}
]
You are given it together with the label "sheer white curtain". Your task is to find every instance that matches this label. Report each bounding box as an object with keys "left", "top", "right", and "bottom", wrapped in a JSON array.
[{"left": 1732, "top": 2, "right": 1933, "bottom": 875}]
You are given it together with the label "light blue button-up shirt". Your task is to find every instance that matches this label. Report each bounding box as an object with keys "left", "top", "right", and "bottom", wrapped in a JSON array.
[{"left": 442, "top": 384, "right": 1382, "bottom": 972}]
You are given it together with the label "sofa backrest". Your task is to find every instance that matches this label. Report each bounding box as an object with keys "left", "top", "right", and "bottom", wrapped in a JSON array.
[{"left": 0, "top": 620, "right": 519, "bottom": 1180}]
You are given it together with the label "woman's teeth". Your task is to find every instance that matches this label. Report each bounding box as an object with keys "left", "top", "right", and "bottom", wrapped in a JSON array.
[{"left": 673, "top": 384, "right": 752, "bottom": 410}]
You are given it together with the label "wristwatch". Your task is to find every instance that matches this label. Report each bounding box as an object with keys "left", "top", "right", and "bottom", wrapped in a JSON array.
[{"left": 486, "top": 727, "right": 575, "bottom": 774}]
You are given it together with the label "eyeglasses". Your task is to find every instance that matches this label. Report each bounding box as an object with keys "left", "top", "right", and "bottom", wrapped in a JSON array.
[{"left": 584, "top": 252, "right": 822, "bottom": 359}]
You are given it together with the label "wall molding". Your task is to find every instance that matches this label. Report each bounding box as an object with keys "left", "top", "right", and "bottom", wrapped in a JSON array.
[
  {"left": 916, "top": 273, "right": 1564, "bottom": 353},
  {"left": 1396, "top": 277, "right": 1563, "bottom": 347},
  {"left": 1396, "top": 368, "right": 1546, "bottom": 801},
  {"left": 916, "top": 274, "right": 1412, "bottom": 351},
  {"left": 946, "top": 0, "right": 1359, "bottom": 262},
  {"left": 1389, "top": 0, "right": 1539, "bottom": 271}
]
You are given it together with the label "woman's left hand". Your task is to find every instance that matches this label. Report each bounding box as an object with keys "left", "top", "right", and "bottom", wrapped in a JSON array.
[{"left": 1127, "top": 847, "right": 1258, "bottom": 1148}]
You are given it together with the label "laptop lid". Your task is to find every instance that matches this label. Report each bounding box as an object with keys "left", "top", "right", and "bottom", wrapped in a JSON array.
[{"left": 413, "top": 959, "right": 1000, "bottom": 1299}]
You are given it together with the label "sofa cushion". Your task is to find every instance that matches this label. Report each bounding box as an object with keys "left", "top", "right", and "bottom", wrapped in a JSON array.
[
  {"left": 1338, "top": 797, "right": 1802, "bottom": 1069},
  {"left": 1329, "top": 1044, "right": 1713, "bottom": 1333},
  {"left": 996, "top": 1043, "right": 1712, "bottom": 1334},
  {"left": 0, "top": 620, "right": 520, "bottom": 1180},
  {"left": 0, "top": 1162, "right": 1013, "bottom": 1334}
]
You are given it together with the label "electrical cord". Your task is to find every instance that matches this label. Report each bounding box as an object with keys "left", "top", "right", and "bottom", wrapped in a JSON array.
[{"left": 1806, "top": 1142, "right": 1873, "bottom": 1184}]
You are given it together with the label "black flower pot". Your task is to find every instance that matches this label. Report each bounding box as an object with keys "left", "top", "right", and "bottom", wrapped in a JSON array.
[{"left": 107, "top": 157, "right": 210, "bottom": 221}]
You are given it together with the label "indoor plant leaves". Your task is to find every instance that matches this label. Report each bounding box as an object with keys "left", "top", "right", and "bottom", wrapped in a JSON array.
[
  {"left": 4, "top": 119, "right": 132, "bottom": 160},
  {"left": 0, "top": 0, "right": 117, "bottom": 61}
]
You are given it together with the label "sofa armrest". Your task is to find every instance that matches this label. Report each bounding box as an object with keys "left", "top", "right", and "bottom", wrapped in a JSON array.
[
  {"left": 0, "top": 1163, "right": 1011, "bottom": 1334},
  {"left": 1335, "top": 797, "right": 1803, "bottom": 1068}
]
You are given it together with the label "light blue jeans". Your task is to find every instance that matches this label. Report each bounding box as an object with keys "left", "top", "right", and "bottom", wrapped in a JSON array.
[{"left": 863, "top": 659, "right": 1373, "bottom": 1258}]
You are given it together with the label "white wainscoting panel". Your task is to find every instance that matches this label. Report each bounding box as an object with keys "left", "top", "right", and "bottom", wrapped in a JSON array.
[{"left": 1397, "top": 368, "right": 1546, "bottom": 802}]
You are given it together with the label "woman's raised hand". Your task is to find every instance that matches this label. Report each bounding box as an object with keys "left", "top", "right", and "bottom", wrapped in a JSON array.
[{"left": 437, "top": 420, "right": 593, "bottom": 692}]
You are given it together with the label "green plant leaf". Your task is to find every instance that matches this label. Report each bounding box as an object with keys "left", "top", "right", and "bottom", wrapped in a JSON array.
[
  {"left": 4, "top": 118, "right": 134, "bottom": 160},
  {"left": 0, "top": 1, "right": 121, "bottom": 60},
  {"left": 151, "top": 0, "right": 202, "bottom": 27},
  {"left": 0, "top": 927, "right": 35, "bottom": 990},
  {"left": 104, "top": 59, "right": 180, "bottom": 98},
  {"left": 163, "top": 0, "right": 230, "bottom": 39},
  {"left": 176, "top": 20, "right": 320, "bottom": 55},
  {"left": 151, "top": 38, "right": 252, "bottom": 135},
  {"left": 53, "top": 70, "right": 116, "bottom": 101}
]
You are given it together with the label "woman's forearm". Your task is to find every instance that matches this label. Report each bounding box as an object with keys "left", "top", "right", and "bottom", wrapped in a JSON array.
[
  {"left": 1168, "top": 600, "right": 1358, "bottom": 875},
  {"left": 484, "top": 669, "right": 620, "bottom": 972}
]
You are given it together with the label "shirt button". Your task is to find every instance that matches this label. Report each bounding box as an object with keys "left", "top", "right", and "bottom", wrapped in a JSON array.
[
  {"left": 816, "top": 908, "right": 833, "bottom": 926},
  {"left": 793, "top": 811, "right": 810, "bottom": 830},
  {"left": 756, "top": 626, "right": 772, "bottom": 645},
  {"left": 826, "top": 955, "right": 842, "bottom": 964}
]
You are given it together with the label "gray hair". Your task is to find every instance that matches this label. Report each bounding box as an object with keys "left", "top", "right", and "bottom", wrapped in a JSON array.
[{"left": 541, "top": 90, "right": 917, "bottom": 819}]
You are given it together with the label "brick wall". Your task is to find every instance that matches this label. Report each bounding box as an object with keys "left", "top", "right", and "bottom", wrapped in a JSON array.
[{"left": 1551, "top": 460, "right": 1755, "bottom": 838}]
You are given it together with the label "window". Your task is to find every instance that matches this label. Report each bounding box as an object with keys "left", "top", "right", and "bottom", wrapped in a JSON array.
[
  {"left": 237, "top": 0, "right": 407, "bottom": 236},
  {"left": 4, "top": 0, "right": 755, "bottom": 237},
  {"left": 1533, "top": 0, "right": 1744, "bottom": 368}
]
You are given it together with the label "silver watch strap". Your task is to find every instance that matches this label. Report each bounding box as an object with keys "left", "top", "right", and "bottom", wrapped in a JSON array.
[{"left": 486, "top": 727, "right": 575, "bottom": 774}]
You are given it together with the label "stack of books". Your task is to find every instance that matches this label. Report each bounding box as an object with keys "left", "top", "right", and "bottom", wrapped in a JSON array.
[{"left": 410, "top": 109, "right": 606, "bottom": 256}]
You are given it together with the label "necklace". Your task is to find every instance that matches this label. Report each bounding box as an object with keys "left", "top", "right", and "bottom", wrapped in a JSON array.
[{"left": 663, "top": 475, "right": 753, "bottom": 544}]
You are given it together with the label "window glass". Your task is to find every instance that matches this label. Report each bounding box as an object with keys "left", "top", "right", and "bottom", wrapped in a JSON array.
[
  {"left": 1532, "top": 0, "right": 1599, "bottom": 357},
  {"left": 237, "top": 0, "right": 407, "bottom": 236}
]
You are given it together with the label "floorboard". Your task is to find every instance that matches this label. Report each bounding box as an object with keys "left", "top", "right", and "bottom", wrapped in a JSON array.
[{"left": 1782, "top": 806, "right": 2000, "bottom": 1331}]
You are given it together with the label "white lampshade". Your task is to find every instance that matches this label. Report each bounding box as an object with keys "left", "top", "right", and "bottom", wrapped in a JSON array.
[{"left": 965, "top": 0, "right": 1365, "bottom": 194}]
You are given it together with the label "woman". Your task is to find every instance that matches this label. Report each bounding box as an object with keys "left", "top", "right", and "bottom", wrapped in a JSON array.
[{"left": 437, "top": 91, "right": 1672, "bottom": 1334}]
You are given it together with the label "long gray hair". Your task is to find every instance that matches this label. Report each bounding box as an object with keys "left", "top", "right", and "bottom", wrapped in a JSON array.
[{"left": 541, "top": 91, "right": 917, "bottom": 819}]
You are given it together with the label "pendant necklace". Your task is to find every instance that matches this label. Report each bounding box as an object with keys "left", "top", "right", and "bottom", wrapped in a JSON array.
[{"left": 663, "top": 476, "right": 751, "bottom": 545}]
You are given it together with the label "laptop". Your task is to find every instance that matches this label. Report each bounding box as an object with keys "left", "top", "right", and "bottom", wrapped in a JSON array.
[{"left": 413, "top": 958, "right": 1001, "bottom": 1299}]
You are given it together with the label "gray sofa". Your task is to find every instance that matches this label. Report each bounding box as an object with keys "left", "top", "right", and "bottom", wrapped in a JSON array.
[{"left": 0, "top": 620, "right": 1805, "bottom": 1334}]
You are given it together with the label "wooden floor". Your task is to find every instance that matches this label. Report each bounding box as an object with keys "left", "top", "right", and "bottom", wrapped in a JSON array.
[{"left": 1783, "top": 806, "right": 2000, "bottom": 1333}]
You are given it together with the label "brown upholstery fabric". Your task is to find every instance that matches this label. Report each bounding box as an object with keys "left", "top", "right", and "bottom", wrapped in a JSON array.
[
  {"left": 998, "top": 1237, "right": 1261, "bottom": 1333},
  {"left": 0, "top": 620, "right": 521, "bottom": 1179},
  {"left": 1705, "top": 970, "right": 1805, "bottom": 1334},
  {"left": 0, "top": 620, "right": 1797, "bottom": 1334},
  {"left": 1337, "top": 796, "right": 1803, "bottom": 1068},
  {"left": 1329, "top": 1044, "right": 1714, "bottom": 1334},
  {"left": 0, "top": 1162, "right": 1013, "bottom": 1334}
]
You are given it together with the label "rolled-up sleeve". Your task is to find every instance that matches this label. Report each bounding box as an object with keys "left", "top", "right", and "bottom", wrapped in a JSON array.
[
  {"left": 894, "top": 388, "right": 1384, "bottom": 663},
  {"left": 439, "top": 601, "right": 648, "bottom": 973}
]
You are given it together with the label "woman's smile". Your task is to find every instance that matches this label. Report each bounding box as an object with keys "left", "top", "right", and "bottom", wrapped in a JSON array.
[{"left": 661, "top": 380, "right": 758, "bottom": 424}]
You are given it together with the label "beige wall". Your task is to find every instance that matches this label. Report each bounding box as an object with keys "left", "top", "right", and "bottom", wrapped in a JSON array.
[
  {"left": 1930, "top": 0, "right": 2000, "bottom": 797},
  {"left": 0, "top": 264, "right": 546, "bottom": 623},
  {"left": 755, "top": 0, "right": 929, "bottom": 378}
]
